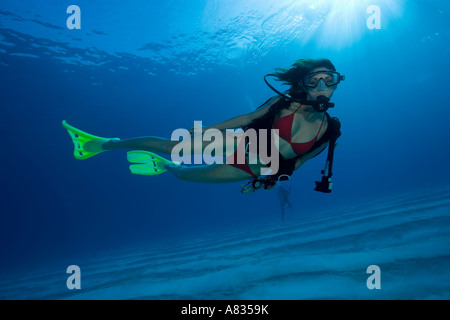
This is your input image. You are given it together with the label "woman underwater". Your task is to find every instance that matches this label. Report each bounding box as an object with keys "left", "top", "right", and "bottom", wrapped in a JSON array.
[{"left": 62, "top": 58, "right": 344, "bottom": 193}]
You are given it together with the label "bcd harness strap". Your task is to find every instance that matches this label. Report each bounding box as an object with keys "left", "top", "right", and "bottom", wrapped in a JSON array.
[{"left": 240, "top": 114, "right": 341, "bottom": 194}]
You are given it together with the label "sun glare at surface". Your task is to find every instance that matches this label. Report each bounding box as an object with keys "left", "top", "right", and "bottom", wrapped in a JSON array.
[{"left": 292, "top": 0, "right": 405, "bottom": 48}]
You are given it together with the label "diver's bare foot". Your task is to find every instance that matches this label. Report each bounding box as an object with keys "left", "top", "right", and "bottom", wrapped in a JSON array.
[
  {"left": 84, "top": 138, "right": 119, "bottom": 152},
  {"left": 101, "top": 138, "right": 120, "bottom": 150}
]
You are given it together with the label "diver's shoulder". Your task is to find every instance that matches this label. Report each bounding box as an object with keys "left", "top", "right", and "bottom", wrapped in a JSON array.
[{"left": 266, "top": 95, "right": 284, "bottom": 106}]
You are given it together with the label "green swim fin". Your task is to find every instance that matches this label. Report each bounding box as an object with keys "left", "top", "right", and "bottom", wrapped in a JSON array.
[
  {"left": 127, "top": 151, "right": 180, "bottom": 175},
  {"left": 62, "top": 120, "right": 119, "bottom": 160}
]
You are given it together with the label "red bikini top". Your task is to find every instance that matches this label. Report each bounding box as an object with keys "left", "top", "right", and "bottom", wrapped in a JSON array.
[{"left": 273, "top": 106, "right": 325, "bottom": 156}]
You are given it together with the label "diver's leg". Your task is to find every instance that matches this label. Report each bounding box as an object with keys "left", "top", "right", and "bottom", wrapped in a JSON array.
[
  {"left": 96, "top": 132, "right": 240, "bottom": 156},
  {"left": 165, "top": 163, "right": 253, "bottom": 183},
  {"left": 101, "top": 137, "right": 177, "bottom": 154}
]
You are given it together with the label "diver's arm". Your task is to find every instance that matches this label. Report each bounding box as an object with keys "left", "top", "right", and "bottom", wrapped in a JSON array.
[
  {"left": 197, "top": 96, "right": 281, "bottom": 131},
  {"left": 207, "top": 114, "right": 251, "bottom": 131},
  {"left": 293, "top": 142, "right": 329, "bottom": 171}
]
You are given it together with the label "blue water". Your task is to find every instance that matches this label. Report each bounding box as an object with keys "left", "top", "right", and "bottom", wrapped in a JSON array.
[{"left": 0, "top": 0, "right": 449, "bottom": 300}]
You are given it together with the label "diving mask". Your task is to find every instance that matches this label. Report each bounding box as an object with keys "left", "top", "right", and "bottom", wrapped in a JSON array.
[{"left": 302, "top": 71, "right": 345, "bottom": 89}]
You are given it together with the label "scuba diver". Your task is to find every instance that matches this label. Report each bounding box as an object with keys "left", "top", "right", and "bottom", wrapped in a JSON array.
[
  {"left": 62, "top": 58, "right": 343, "bottom": 193},
  {"left": 277, "top": 185, "right": 292, "bottom": 223}
]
